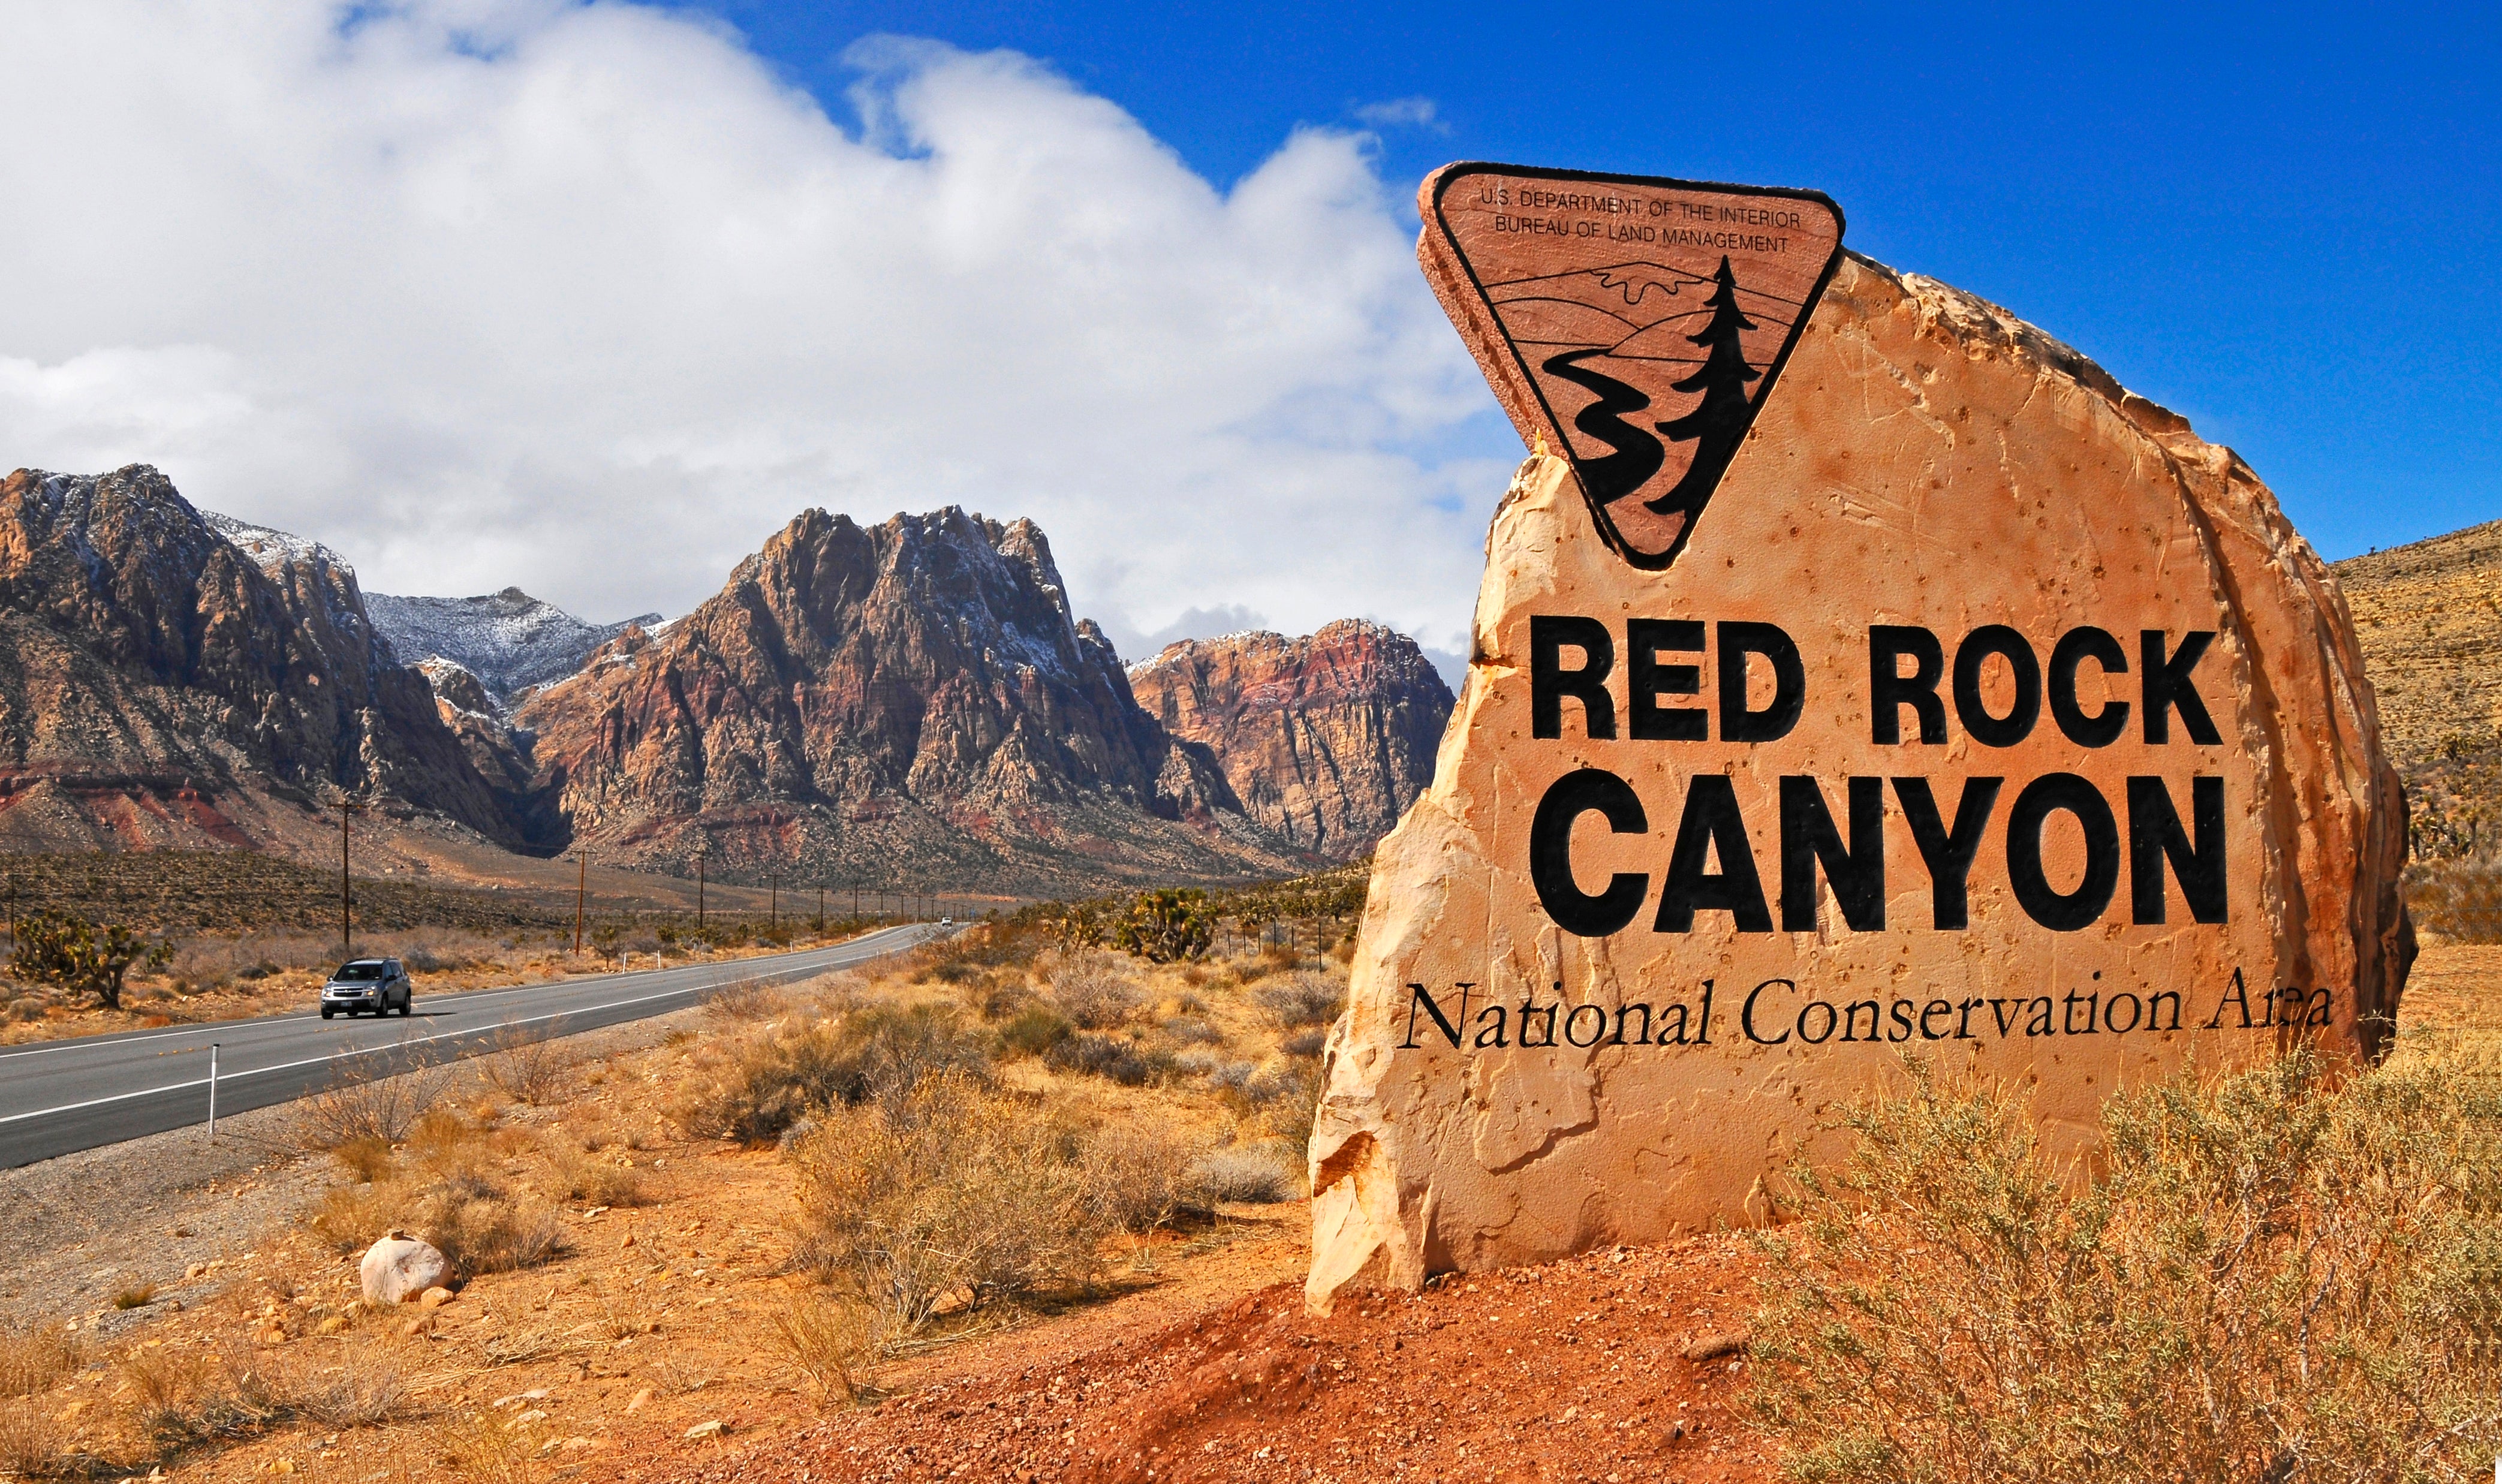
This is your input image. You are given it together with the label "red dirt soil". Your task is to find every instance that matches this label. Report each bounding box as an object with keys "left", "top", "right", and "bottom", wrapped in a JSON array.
[{"left": 627, "top": 1233, "right": 1777, "bottom": 1484}]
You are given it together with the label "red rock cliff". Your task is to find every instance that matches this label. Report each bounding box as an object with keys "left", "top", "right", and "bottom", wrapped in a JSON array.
[{"left": 1126, "top": 620, "right": 1455, "bottom": 860}]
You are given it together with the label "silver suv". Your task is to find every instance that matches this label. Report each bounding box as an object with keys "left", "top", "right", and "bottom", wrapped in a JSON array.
[{"left": 320, "top": 958, "right": 412, "bottom": 1019}]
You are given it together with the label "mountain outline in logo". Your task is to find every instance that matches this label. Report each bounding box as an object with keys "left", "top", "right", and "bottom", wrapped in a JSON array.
[{"left": 1418, "top": 164, "right": 1846, "bottom": 571}]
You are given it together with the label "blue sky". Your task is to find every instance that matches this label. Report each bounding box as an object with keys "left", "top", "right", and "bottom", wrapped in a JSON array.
[
  {"left": 718, "top": 0, "right": 2501, "bottom": 559},
  {"left": 2, "top": 2, "right": 2492, "bottom": 660}
]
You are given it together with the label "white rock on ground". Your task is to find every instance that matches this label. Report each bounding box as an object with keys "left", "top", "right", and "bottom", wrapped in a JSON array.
[{"left": 360, "top": 1230, "right": 451, "bottom": 1304}]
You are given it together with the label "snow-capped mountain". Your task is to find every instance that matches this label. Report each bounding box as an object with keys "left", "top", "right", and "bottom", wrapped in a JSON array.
[{"left": 365, "top": 588, "right": 661, "bottom": 700}]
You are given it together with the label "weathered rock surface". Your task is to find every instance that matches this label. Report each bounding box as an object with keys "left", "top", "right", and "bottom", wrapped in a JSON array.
[
  {"left": 360, "top": 1232, "right": 451, "bottom": 1304},
  {"left": 514, "top": 507, "right": 1303, "bottom": 895},
  {"left": 1307, "top": 252, "right": 2410, "bottom": 1307},
  {"left": 2335, "top": 522, "right": 2502, "bottom": 858},
  {"left": 1128, "top": 621, "right": 1454, "bottom": 860},
  {"left": 0, "top": 466, "right": 525, "bottom": 854}
]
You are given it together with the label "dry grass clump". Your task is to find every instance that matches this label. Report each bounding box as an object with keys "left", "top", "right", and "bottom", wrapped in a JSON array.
[
  {"left": 1040, "top": 952, "right": 1145, "bottom": 1029},
  {"left": 1252, "top": 969, "right": 1344, "bottom": 1029},
  {"left": 1188, "top": 1144, "right": 1300, "bottom": 1204},
  {"left": 789, "top": 1070, "right": 1113, "bottom": 1335},
  {"left": 1748, "top": 1050, "right": 2480, "bottom": 1482},
  {"left": 0, "top": 1323, "right": 81, "bottom": 1397},
  {"left": 0, "top": 1396, "right": 69, "bottom": 1479},
  {"left": 296, "top": 1057, "right": 447, "bottom": 1149},
  {"left": 2407, "top": 857, "right": 2502, "bottom": 943},
  {"left": 703, "top": 980, "right": 785, "bottom": 1022},
  {"left": 477, "top": 1022, "right": 577, "bottom": 1105},
  {"left": 672, "top": 1002, "right": 989, "bottom": 1145},
  {"left": 307, "top": 1112, "right": 565, "bottom": 1275},
  {"left": 1080, "top": 1123, "right": 1211, "bottom": 1234},
  {"left": 770, "top": 1295, "right": 881, "bottom": 1408},
  {"left": 548, "top": 1144, "right": 651, "bottom": 1208},
  {"left": 1044, "top": 1030, "right": 1172, "bottom": 1086}
]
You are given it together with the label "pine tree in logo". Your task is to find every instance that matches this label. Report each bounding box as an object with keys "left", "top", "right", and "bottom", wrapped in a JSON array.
[{"left": 1648, "top": 254, "right": 1759, "bottom": 516}]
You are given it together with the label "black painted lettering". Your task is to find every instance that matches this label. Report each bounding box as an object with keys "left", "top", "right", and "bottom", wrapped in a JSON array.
[
  {"left": 1919, "top": 1000, "right": 1953, "bottom": 1039},
  {"left": 1627, "top": 618, "right": 1706, "bottom": 741},
  {"left": 2304, "top": 988, "right": 2332, "bottom": 1028},
  {"left": 1887, "top": 1000, "right": 1914, "bottom": 1042},
  {"left": 1839, "top": 1000, "right": 1880, "bottom": 1042},
  {"left": 1893, "top": 776, "right": 2003, "bottom": 929},
  {"left": 1612, "top": 1002, "right": 1655, "bottom": 1046},
  {"left": 2025, "top": 997, "right": 2054, "bottom": 1036},
  {"left": 1472, "top": 1004, "right": 1510, "bottom": 1048},
  {"left": 2128, "top": 776, "right": 2227, "bottom": 925},
  {"left": 1655, "top": 775, "right": 1774, "bottom": 932},
  {"left": 1869, "top": 625, "right": 1946, "bottom": 744},
  {"left": 1956, "top": 998, "right": 1983, "bottom": 1039},
  {"left": 1953, "top": 625, "right": 2042, "bottom": 748},
  {"left": 2140, "top": 630, "right": 2221, "bottom": 745},
  {"left": 1399, "top": 982, "right": 1471, "bottom": 1049},
  {"left": 1529, "top": 768, "right": 1649, "bottom": 937},
  {"left": 2147, "top": 989, "right": 2182, "bottom": 1031},
  {"left": 2048, "top": 627, "right": 2130, "bottom": 747},
  {"left": 1740, "top": 979, "right": 1795, "bottom": 1044},
  {"left": 2205, "top": 967, "right": 2254, "bottom": 1029},
  {"left": 1718, "top": 621, "right": 1805, "bottom": 742},
  {"left": 1778, "top": 775, "right": 1885, "bottom": 931},
  {"left": 2007, "top": 773, "right": 2121, "bottom": 931},
  {"left": 1988, "top": 998, "right": 2020, "bottom": 1036},
  {"left": 1562, "top": 1004, "right": 1608, "bottom": 1047},
  {"left": 1517, "top": 991, "right": 1559, "bottom": 1047},
  {"left": 1796, "top": 1000, "right": 1837, "bottom": 1043},
  {"left": 1530, "top": 615, "right": 1615, "bottom": 739},
  {"left": 2103, "top": 992, "right": 2142, "bottom": 1033}
]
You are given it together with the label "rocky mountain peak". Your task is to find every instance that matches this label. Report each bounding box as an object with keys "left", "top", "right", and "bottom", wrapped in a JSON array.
[
  {"left": 365, "top": 585, "right": 661, "bottom": 701},
  {"left": 513, "top": 504, "right": 1293, "bottom": 893},
  {"left": 1128, "top": 619, "right": 1455, "bottom": 859}
]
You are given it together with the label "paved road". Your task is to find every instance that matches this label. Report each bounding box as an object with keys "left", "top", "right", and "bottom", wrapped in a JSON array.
[{"left": 0, "top": 925, "right": 945, "bottom": 1168}]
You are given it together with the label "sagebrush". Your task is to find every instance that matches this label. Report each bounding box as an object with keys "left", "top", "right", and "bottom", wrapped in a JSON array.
[{"left": 1749, "top": 1049, "right": 2481, "bottom": 1483}]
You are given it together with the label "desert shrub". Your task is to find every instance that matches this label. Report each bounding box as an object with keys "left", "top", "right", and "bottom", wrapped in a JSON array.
[
  {"left": 1230, "top": 1061, "right": 1320, "bottom": 1147},
  {"left": 1042, "top": 952, "right": 1144, "bottom": 1029},
  {"left": 1160, "top": 1014, "right": 1224, "bottom": 1046},
  {"left": 0, "top": 1324, "right": 80, "bottom": 1397},
  {"left": 704, "top": 981, "right": 783, "bottom": 1022},
  {"left": 1749, "top": 1050, "right": 2479, "bottom": 1483},
  {"left": 1080, "top": 1124, "right": 1208, "bottom": 1234},
  {"left": 770, "top": 1295, "right": 880, "bottom": 1408},
  {"left": 1254, "top": 970, "right": 1344, "bottom": 1029},
  {"left": 411, "top": 1172, "right": 565, "bottom": 1274},
  {"left": 112, "top": 1283, "right": 156, "bottom": 1311},
  {"left": 672, "top": 1003, "right": 989, "bottom": 1145},
  {"left": 995, "top": 1002, "right": 1072, "bottom": 1059},
  {"left": 549, "top": 1146, "right": 651, "bottom": 1208},
  {"left": 332, "top": 1135, "right": 395, "bottom": 1183},
  {"left": 122, "top": 1343, "right": 408, "bottom": 1448},
  {"left": 296, "top": 1058, "right": 446, "bottom": 1149},
  {"left": 1190, "top": 1145, "right": 1300, "bottom": 1204},
  {"left": 2406, "top": 857, "right": 2502, "bottom": 943},
  {"left": 1044, "top": 1031, "right": 1170, "bottom": 1086},
  {"left": 1279, "top": 1027, "right": 1327, "bottom": 1059},
  {"left": 790, "top": 1070, "right": 1108, "bottom": 1334},
  {"left": 477, "top": 1022, "right": 577, "bottom": 1105}
]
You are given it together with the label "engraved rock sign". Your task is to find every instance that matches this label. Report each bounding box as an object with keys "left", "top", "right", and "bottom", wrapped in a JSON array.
[{"left": 1419, "top": 164, "right": 1844, "bottom": 570}]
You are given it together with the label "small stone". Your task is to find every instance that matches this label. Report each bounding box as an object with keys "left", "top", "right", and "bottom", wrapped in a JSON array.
[
  {"left": 419, "top": 1287, "right": 455, "bottom": 1310},
  {"left": 1682, "top": 1332, "right": 1748, "bottom": 1363},
  {"left": 625, "top": 1387, "right": 654, "bottom": 1414},
  {"left": 507, "top": 1409, "right": 549, "bottom": 1428},
  {"left": 401, "top": 1317, "right": 432, "bottom": 1337},
  {"left": 317, "top": 1316, "right": 350, "bottom": 1335},
  {"left": 620, "top": 1233, "right": 636, "bottom": 1248},
  {"left": 682, "top": 1419, "right": 724, "bottom": 1440}
]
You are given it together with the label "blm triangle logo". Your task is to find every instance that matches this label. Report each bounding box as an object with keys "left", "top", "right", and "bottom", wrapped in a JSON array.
[{"left": 1420, "top": 164, "right": 1845, "bottom": 571}]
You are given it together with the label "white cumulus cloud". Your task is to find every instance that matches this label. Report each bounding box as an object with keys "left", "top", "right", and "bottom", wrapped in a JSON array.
[{"left": 0, "top": 2, "right": 1510, "bottom": 661}]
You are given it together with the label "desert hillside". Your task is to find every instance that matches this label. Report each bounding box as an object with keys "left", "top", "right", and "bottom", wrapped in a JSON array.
[{"left": 2335, "top": 519, "right": 2502, "bottom": 857}]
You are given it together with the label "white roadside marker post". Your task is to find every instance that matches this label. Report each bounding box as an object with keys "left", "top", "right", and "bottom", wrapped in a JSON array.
[{"left": 207, "top": 1043, "right": 219, "bottom": 1143}]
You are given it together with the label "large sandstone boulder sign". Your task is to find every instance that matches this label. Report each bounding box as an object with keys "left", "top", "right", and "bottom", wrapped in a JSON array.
[{"left": 1306, "top": 165, "right": 2410, "bottom": 1310}]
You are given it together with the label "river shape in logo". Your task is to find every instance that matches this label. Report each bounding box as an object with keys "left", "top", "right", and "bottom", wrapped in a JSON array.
[{"left": 1418, "top": 164, "right": 1845, "bottom": 570}]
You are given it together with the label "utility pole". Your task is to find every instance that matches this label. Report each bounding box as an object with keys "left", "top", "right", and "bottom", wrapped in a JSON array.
[
  {"left": 817, "top": 883, "right": 824, "bottom": 930},
  {"left": 770, "top": 868, "right": 779, "bottom": 932},
  {"left": 696, "top": 855, "right": 705, "bottom": 932},
  {"left": 573, "top": 850, "right": 587, "bottom": 957},
  {"left": 338, "top": 799, "right": 363, "bottom": 956}
]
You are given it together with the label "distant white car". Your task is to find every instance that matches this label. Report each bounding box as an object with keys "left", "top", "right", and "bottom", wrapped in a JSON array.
[{"left": 940, "top": 917, "right": 953, "bottom": 926}]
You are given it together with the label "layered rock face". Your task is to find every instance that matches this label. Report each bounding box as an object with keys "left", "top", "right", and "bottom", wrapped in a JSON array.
[
  {"left": 1128, "top": 622, "right": 1453, "bottom": 860},
  {"left": 0, "top": 466, "right": 522, "bottom": 852},
  {"left": 367, "top": 587, "right": 661, "bottom": 702},
  {"left": 1307, "top": 252, "right": 2411, "bottom": 1307},
  {"left": 515, "top": 507, "right": 1300, "bottom": 894},
  {"left": 2335, "top": 522, "right": 2502, "bottom": 858}
]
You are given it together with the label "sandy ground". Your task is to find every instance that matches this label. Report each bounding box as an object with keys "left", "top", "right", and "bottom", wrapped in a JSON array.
[{"left": 2, "top": 943, "right": 2487, "bottom": 1484}]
